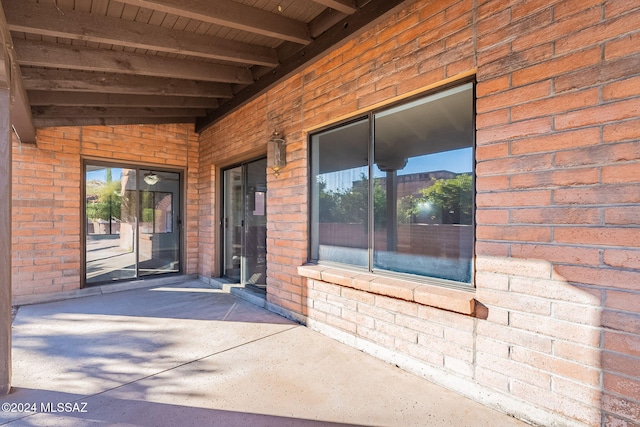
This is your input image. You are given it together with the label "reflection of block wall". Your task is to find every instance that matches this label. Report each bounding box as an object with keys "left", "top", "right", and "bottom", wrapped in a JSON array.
[{"left": 319, "top": 223, "right": 472, "bottom": 260}]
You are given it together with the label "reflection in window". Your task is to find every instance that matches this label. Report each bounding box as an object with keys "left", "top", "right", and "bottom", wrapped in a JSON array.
[
  {"left": 140, "top": 191, "right": 173, "bottom": 234},
  {"left": 310, "top": 82, "right": 474, "bottom": 285},
  {"left": 311, "top": 119, "right": 370, "bottom": 267}
]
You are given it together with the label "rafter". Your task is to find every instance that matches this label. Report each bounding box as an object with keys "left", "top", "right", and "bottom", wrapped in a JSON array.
[
  {"left": 21, "top": 69, "right": 233, "bottom": 98},
  {"left": 115, "top": 0, "right": 312, "bottom": 44},
  {"left": 0, "top": 0, "right": 35, "bottom": 143},
  {"left": 32, "top": 106, "right": 207, "bottom": 118},
  {"left": 28, "top": 91, "right": 219, "bottom": 109},
  {"left": 311, "top": 0, "right": 357, "bottom": 15},
  {"left": 33, "top": 117, "right": 194, "bottom": 128},
  {"left": 197, "top": 0, "right": 409, "bottom": 132},
  {"left": 13, "top": 39, "right": 254, "bottom": 84},
  {"left": 4, "top": 0, "right": 279, "bottom": 67}
]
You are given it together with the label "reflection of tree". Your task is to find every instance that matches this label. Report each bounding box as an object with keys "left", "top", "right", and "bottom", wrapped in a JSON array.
[
  {"left": 86, "top": 168, "right": 130, "bottom": 231},
  {"left": 400, "top": 174, "right": 472, "bottom": 225},
  {"left": 319, "top": 173, "right": 472, "bottom": 226},
  {"left": 86, "top": 168, "right": 122, "bottom": 222},
  {"left": 318, "top": 174, "right": 386, "bottom": 226}
]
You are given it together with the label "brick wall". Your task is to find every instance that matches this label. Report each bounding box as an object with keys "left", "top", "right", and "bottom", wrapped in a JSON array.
[
  {"left": 12, "top": 124, "right": 199, "bottom": 300},
  {"left": 198, "top": 0, "right": 639, "bottom": 426}
]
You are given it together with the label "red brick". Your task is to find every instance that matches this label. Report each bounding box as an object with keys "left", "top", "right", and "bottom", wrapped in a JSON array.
[
  {"left": 512, "top": 7, "right": 601, "bottom": 53},
  {"left": 477, "top": 225, "right": 551, "bottom": 242},
  {"left": 604, "top": 119, "right": 640, "bottom": 143},
  {"left": 510, "top": 168, "right": 599, "bottom": 189},
  {"left": 511, "top": 243, "right": 601, "bottom": 266},
  {"left": 604, "top": 374, "right": 640, "bottom": 401},
  {"left": 553, "top": 184, "right": 640, "bottom": 205},
  {"left": 554, "top": 0, "right": 603, "bottom": 20},
  {"left": 602, "top": 393, "right": 640, "bottom": 423},
  {"left": 606, "top": 290, "right": 640, "bottom": 314},
  {"left": 511, "top": 89, "right": 600, "bottom": 122},
  {"left": 603, "top": 249, "right": 640, "bottom": 269},
  {"left": 606, "top": 32, "right": 640, "bottom": 60},
  {"left": 511, "top": 128, "right": 601, "bottom": 155},
  {"left": 475, "top": 142, "right": 508, "bottom": 159},
  {"left": 511, "top": 347, "right": 600, "bottom": 386},
  {"left": 558, "top": 12, "right": 640, "bottom": 56},
  {"left": 509, "top": 207, "right": 600, "bottom": 225},
  {"left": 556, "top": 265, "right": 640, "bottom": 291},
  {"left": 476, "top": 351, "right": 552, "bottom": 389},
  {"left": 604, "top": 331, "right": 640, "bottom": 359},
  {"left": 602, "top": 163, "right": 640, "bottom": 184},
  {"left": 477, "top": 117, "right": 552, "bottom": 145},
  {"left": 512, "top": 46, "right": 601, "bottom": 87},
  {"left": 477, "top": 190, "right": 552, "bottom": 207},
  {"left": 476, "top": 175, "right": 510, "bottom": 191},
  {"left": 556, "top": 98, "right": 640, "bottom": 130},
  {"left": 554, "top": 227, "right": 640, "bottom": 248},
  {"left": 476, "top": 209, "right": 509, "bottom": 224},
  {"left": 477, "top": 81, "right": 551, "bottom": 114},
  {"left": 476, "top": 109, "right": 510, "bottom": 129}
]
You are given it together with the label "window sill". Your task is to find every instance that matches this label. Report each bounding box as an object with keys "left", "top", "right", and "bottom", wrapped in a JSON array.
[{"left": 298, "top": 264, "right": 476, "bottom": 316}]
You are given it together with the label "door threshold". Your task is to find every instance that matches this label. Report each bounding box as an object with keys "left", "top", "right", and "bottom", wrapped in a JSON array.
[{"left": 205, "top": 277, "right": 267, "bottom": 308}]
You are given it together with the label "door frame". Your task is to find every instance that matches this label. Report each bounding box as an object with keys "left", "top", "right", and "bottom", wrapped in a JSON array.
[
  {"left": 81, "top": 158, "right": 185, "bottom": 288},
  {"left": 219, "top": 156, "right": 267, "bottom": 288}
]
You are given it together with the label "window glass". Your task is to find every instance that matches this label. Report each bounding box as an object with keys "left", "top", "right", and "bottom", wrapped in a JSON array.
[
  {"left": 310, "top": 82, "right": 474, "bottom": 285},
  {"left": 373, "top": 84, "right": 474, "bottom": 282},
  {"left": 311, "top": 119, "right": 369, "bottom": 266}
]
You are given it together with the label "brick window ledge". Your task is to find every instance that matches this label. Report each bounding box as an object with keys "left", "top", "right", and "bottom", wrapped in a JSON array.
[{"left": 298, "top": 264, "right": 476, "bottom": 316}]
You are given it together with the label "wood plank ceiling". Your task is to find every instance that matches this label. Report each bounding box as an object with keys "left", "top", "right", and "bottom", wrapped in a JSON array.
[{"left": 0, "top": 0, "right": 408, "bottom": 142}]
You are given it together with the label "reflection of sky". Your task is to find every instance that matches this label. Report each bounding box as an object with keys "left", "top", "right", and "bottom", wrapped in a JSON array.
[
  {"left": 86, "top": 168, "right": 123, "bottom": 182},
  {"left": 321, "top": 147, "right": 473, "bottom": 192}
]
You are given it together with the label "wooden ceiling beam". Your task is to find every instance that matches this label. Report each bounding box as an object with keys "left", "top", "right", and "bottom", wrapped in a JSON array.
[
  {"left": 21, "top": 69, "right": 233, "bottom": 98},
  {"left": 310, "top": 0, "right": 357, "bottom": 15},
  {"left": 0, "top": 0, "right": 35, "bottom": 143},
  {"left": 33, "top": 116, "right": 194, "bottom": 128},
  {"left": 115, "top": 0, "right": 312, "bottom": 44},
  {"left": 32, "top": 106, "right": 207, "bottom": 118},
  {"left": 13, "top": 39, "right": 254, "bottom": 84},
  {"left": 197, "top": 0, "right": 409, "bottom": 132},
  {"left": 4, "top": 0, "right": 278, "bottom": 67},
  {"left": 28, "top": 91, "right": 219, "bottom": 109}
]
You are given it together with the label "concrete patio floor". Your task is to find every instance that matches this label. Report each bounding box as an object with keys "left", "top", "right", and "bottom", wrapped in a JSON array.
[{"left": 1, "top": 278, "right": 530, "bottom": 427}]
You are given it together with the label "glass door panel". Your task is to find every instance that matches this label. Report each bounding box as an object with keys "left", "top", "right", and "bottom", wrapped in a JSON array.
[
  {"left": 223, "top": 166, "right": 243, "bottom": 282},
  {"left": 86, "top": 166, "right": 137, "bottom": 284},
  {"left": 244, "top": 158, "right": 267, "bottom": 288},
  {"left": 222, "top": 159, "right": 267, "bottom": 290},
  {"left": 138, "top": 169, "right": 181, "bottom": 277},
  {"left": 85, "top": 163, "right": 181, "bottom": 285}
]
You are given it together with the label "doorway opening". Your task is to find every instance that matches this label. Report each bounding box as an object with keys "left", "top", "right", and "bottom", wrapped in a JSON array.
[
  {"left": 84, "top": 162, "right": 182, "bottom": 285},
  {"left": 222, "top": 158, "right": 267, "bottom": 293}
]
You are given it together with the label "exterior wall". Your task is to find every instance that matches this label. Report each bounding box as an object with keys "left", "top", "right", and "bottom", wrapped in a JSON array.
[
  {"left": 198, "top": 0, "right": 640, "bottom": 426},
  {"left": 12, "top": 124, "right": 199, "bottom": 301}
]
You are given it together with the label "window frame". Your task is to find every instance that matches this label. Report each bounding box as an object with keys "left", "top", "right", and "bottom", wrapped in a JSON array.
[{"left": 307, "top": 78, "right": 476, "bottom": 290}]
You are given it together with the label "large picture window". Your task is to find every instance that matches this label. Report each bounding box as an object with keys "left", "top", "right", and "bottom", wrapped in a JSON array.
[{"left": 310, "top": 82, "right": 474, "bottom": 285}]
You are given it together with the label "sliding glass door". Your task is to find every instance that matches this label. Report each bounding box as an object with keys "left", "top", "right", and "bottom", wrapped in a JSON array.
[
  {"left": 222, "top": 158, "right": 267, "bottom": 290},
  {"left": 85, "top": 163, "right": 181, "bottom": 285}
]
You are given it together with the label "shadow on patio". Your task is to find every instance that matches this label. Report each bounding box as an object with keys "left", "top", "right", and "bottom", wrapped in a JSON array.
[{"left": 2, "top": 279, "right": 529, "bottom": 427}]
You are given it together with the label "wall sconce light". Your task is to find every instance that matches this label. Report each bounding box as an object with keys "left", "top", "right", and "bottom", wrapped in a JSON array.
[{"left": 267, "top": 131, "right": 286, "bottom": 177}]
